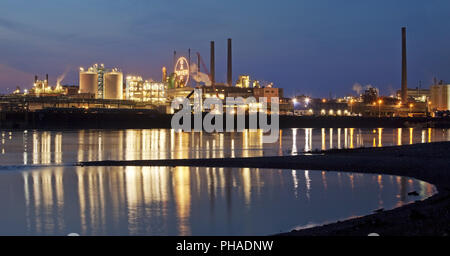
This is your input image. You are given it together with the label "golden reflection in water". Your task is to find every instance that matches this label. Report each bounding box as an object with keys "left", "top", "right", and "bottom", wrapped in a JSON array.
[
  {"left": 377, "top": 128, "right": 383, "bottom": 147},
  {"left": 421, "top": 129, "right": 426, "bottom": 143},
  {"left": 304, "top": 128, "right": 312, "bottom": 152},
  {"left": 22, "top": 168, "right": 65, "bottom": 235},
  {"left": 170, "top": 129, "right": 175, "bottom": 159},
  {"left": 77, "top": 130, "right": 84, "bottom": 162},
  {"left": 242, "top": 168, "right": 252, "bottom": 206},
  {"left": 23, "top": 131, "right": 28, "bottom": 165},
  {"left": 173, "top": 166, "right": 191, "bottom": 235},
  {"left": 278, "top": 130, "right": 283, "bottom": 155},
  {"left": 292, "top": 170, "right": 298, "bottom": 198},
  {"left": 231, "top": 139, "right": 235, "bottom": 158},
  {"left": 55, "top": 133, "right": 62, "bottom": 164},
  {"left": 16, "top": 165, "right": 435, "bottom": 235},
  {"left": 377, "top": 175, "right": 384, "bottom": 208},
  {"left": 41, "top": 132, "right": 51, "bottom": 164},
  {"left": 32, "top": 132, "right": 39, "bottom": 164},
  {"left": 428, "top": 128, "right": 432, "bottom": 143},
  {"left": 349, "top": 173, "right": 354, "bottom": 191},
  {"left": 304, "top": 170, "right": 311, "bottom": 200},
  {"left": 321, "top": 171, "right": 327, "bottom": 191},
  {"left": 242, "top": 130, "right": 248, "bottom": 157},
  {"left": 125, "top": 166, "right": 142, "bottom": 235},
  {"left": 337, "top": 128, "right": 341, "bottom": 149},
  {"left": 292, "top": 128, "right": 297, "bottom": 155},
  {"left": 329, "top": 128, "right": 333, "bottom": 149},
  {"left": 397, "top": 128, "right": 402, "bottom": 146},
  {"left": 409, "top": 128, "right": 413, "bottom": 145},
  {"left": 344, "top": 128, "right": 348, "bottom": 148},
  {"left": 349, "top": 128, "right": 354, "bottom": 149},
  {"left": 321, "top": 128, "right": 326, "bottom": 150}
]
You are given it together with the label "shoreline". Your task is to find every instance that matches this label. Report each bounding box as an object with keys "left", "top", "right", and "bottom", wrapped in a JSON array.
[
  {"left": 3, "top": 110, "right": 450, "bottom": 129},
  {"left": 80, "top": 142, "right": 450, "bottom": 236}
]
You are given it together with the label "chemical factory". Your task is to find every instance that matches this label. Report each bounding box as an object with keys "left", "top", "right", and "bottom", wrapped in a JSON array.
[
  {"left": 1, "top": 29, "right": 450, "bottom": 118},
  {"left": 292, "top": 27, "right": 450, "bottom": 118},
  {"left": 0, "top": 38, "right": 293, "bottom": 115}
]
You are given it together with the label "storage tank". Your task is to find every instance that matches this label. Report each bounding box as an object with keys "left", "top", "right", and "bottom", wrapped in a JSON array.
[
  {"left": 79, "top": 71, "right": 98, "bottom": 96},
  {"left": 104, "top": 71, "right": 123, "bottom": 99}
]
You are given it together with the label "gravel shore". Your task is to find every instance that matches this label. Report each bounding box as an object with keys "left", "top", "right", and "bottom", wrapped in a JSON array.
[{"left": 80, "top": 142, "right": 450, "bottom": 236}]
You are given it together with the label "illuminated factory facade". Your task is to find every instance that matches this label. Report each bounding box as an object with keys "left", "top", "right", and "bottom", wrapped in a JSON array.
[
  {"left": 125, "top": 76, "right": 166, "bottom": 103},
  {"left": 79, "top": 64, "right": 123, "bottom": 100},
  {"left": 2, "top": 38, "right": 294, "bottom": 113}
]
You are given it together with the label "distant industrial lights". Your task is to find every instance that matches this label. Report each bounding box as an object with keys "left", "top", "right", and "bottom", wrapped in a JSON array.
[{"left": 304, "top": 98, "right": 310, "bottom": 104}]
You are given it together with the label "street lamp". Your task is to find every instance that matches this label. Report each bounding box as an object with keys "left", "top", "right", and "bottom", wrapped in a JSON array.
[
  {"left": 349, "top": 99, "right": 354, "bottom": 115},
  {"left": 377, "top": 99, "right": 383, "bottom": 118},
  {"left": 409, "top": 103, "right": 414, "bottom": 117}
]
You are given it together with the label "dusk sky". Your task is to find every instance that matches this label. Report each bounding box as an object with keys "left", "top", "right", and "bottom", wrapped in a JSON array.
[{"left": 1, "top": 0, "right": 450, "bottom": 97}]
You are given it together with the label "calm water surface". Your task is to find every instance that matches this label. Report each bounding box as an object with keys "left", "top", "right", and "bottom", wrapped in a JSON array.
[
  {"left": 0, "top": 128, "right": 450, "bottom": 164},
  {"left": 0, "top": 166, "right": 435, "bottom": 235},
  {"left": 0, "top": 128, "right": 442, "bottom": 235}
]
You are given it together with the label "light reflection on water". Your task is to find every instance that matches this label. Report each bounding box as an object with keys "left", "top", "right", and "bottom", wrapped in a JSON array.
[
  {"left": 0, "top": 166, "right": 436, "bottom": 235},
  {"left": 0, "top": 128, "right": 449, "bottom": 165},
  {"left": 0, "top": 128, "right": 442, "bottom": 235}
]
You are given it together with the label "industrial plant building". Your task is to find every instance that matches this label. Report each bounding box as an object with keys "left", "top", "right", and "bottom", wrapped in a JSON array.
[
  {"left": 430, "top": 81, "right": 450, "bottom": 111},
  {"left": 79, "top": 64, "right": 123, "bottom": 100}
]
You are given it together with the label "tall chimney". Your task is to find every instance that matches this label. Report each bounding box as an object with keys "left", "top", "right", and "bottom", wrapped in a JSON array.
[
  {"left": 34, "top": 75, "right": 38, "bottom": 83},
  {"left": 173, "top": 50, "right": 177, "bottom": 72},
  {"left": 401, "top": 27, "right": 407, "bottom": 103},
  {"left": 210, "top": 41, "right": 215, "bottom": 86},
  {"left": 227, "top": 38, "right": 232, "bottom": 86},
  {"left": 197, "top": 53, "right": 201, "bottom": 87}
]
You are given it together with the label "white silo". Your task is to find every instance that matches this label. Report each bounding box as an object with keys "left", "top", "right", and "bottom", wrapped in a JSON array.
[
  {"left": 79, "top": 70, "right": 98, "bottom": 96},
  {"left": 104, "top": 71, "right": 123, "bottom": 100}
]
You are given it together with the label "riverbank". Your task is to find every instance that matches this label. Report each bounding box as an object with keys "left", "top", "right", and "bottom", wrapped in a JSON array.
[
  {"left": 80, "top": 142, "right": 450, "bottom": 236},
  {"left": 2, "top": 109, "right": 450, "bottom": 129}
]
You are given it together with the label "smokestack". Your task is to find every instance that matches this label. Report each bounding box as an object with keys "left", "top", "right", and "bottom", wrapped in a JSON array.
[
  {"left": 227, "top": 38, "right": 232, "bottom": 86},
  {"left": 401, "top": 27, "right": 407, "bottom": 103},
  {"left": 34, "top": 75, "right": 38, "bottom": 83},
  {"left": 173, "top": 50, "right": 177, "bottom": 72},
  {"left": 162, "top": 66, "right": 167, "bottom": 82},
  {"left": 197, "top": 53, "right": 201, "bottom": 87},
  {"left": 210, "top": 41, "right": 215, "bottom": 86}
]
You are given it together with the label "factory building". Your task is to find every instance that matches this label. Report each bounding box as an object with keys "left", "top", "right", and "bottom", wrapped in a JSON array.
[
  {"left": 79, "top": 64, "right": 123, "bottom": 100},
  {"left": 430, "top": 81, "right": 450, "bottom": 111},
  {"left": 396, "top": 88, "right": 430, "bottom": 103},
  {"left": 236, "top": 75, "right": 250, "bottom": 88},
  {"left": 104, "top": 70, "right": 123, "bottom": 100},
  {"left": 126, "top": 76, "right": 166, "bottom": 104}
]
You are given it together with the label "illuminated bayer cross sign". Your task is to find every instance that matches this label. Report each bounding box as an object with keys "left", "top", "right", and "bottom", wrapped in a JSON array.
[{"left": 174, "top": 57, "right": 189, "bottom": 87}]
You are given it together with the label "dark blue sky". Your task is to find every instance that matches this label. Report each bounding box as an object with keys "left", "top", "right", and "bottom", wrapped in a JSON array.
[{"left": 0, "top": 0, "right": 450, "bottom": 97}]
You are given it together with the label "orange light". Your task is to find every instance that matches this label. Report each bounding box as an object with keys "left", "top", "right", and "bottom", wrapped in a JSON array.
[
  {"left": 378, "top": 99, "right": 382, "bottom": 104},
  {"left": 322, "top": 99, "right": 326, "bottom": 103}
]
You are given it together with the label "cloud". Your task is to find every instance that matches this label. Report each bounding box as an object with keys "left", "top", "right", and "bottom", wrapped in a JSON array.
[
  {"left": 0, "top": 17, "right": 77, "bottom": 41},
  {"left": 0, "top": 64, "right": 34, "bottom": 92}
]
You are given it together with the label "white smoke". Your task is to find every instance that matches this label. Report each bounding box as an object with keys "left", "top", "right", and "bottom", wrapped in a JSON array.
[
  {"left": 364, "top": 84, "right": 379, "bottom": 94},
  {"left": 352, "top": 82, "right": 362, "bottom": 95},
  {"left": 353, "top": 82, "right": 379, "bottom": 95},
  {"left": 190, "top": 63, "right": 211, "bottom": 86},
  {"left": 56, "top": 67, "right": 70, "bottom": 87}
]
